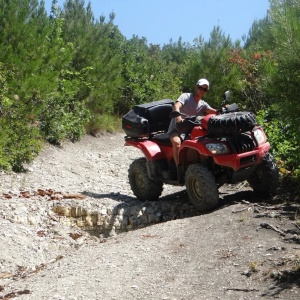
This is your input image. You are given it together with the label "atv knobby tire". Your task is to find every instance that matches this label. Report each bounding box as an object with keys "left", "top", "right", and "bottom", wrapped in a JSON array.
[
  {"left": 129, "top": 158, "right": 163, "bottom": 201},
  {"left": 208, "top": 111, "right": 257, "bottom": 136},
  {"left": 185, "top": 164, "right": 219, "bottom": 212},
  {"left": 247, "top": 152, "right": 279, "bottom": 195}
]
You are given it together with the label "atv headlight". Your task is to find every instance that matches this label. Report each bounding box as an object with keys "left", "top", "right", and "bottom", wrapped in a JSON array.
[
  {"left": 205, "top": 143, "right": 229, "bottom": 154},
  {"left": 253, "top": 128, "right": 266, "bottom": 145}
]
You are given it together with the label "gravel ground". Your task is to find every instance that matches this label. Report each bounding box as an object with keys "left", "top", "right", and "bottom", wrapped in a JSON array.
[{"left": 0, "top": 132, "right": 299, "bottom": 300}]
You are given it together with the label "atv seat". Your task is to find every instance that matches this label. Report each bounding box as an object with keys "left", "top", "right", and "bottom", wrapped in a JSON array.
[{"left": 151, "top": 132, "right": 172, "bottom": 146}]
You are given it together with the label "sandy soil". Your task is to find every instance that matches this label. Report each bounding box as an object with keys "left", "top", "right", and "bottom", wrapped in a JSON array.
[{"left": 0, "top": 132, "right": 299, "bottom": 300}]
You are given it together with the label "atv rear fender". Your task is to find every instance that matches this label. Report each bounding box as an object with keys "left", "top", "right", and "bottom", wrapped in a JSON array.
[{"left": 125, "top": 139, "right": 165, "bottom": 161}]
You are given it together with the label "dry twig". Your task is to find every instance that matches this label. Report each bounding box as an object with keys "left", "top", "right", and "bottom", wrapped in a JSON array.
[
  {"left": 224, "top": 287, "right": 259, "bottom": 292},
  {"left": 260, "top": 222, "right": 286, "bottom": 236}
]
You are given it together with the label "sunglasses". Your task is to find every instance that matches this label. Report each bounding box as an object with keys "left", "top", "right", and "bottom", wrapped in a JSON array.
[{"left": 197, "top": 86, "right": 208, "bottom": 92}]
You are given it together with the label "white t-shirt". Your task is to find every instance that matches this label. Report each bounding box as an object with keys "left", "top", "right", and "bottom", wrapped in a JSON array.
[
  {"left": 177, "top": 93, "right": 212, "bottom": 117},
  {"left": 168, "top": 93, "right": 212, "bottom": 133}
]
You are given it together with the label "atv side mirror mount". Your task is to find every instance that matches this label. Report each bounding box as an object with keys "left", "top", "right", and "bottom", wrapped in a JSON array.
[
  {"left": 224, "top": 90, "right": 230, "bottom": 101},
  {"left": 221, "top": 90, "right": 230, "bottom": 106},
  {"left": 169, "top": 111, "right": 181, "bottom": 118}
]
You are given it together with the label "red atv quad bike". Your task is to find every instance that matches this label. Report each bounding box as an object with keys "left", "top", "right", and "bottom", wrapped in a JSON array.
[{"left": 122, "top": 91, "right": 279, "bottom": 212}]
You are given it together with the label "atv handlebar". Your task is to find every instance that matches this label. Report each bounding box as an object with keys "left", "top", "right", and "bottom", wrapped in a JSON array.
[
  {"left": 169, "top": 110, "right": 183, "bottom": 118},
  {"left": 220, "top": 103, "right": 239, "bottom": 114},
  {"left": 169, "top": 111, "right": 200, "bottom": 134},
  {"left": 169, "top": 111, "right": 198, "bottom": 120}
]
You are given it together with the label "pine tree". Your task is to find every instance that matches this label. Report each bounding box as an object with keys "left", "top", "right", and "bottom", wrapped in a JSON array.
[{"left": 61, "top": 0, "right": 124, "bottom": 131}]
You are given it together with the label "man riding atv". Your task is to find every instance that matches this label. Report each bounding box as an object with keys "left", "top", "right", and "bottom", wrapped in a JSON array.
[
  {"left": 122, "top": 82, "right": 279, "bottom": 212},
  {"left": 168, "top": 78, "right": 217, "bottom": 179}
]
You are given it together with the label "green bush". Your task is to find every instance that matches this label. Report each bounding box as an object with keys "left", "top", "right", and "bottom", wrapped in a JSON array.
[
  {"left": 0, "top": 63, "right": 42, "bottom": 171},
  {"left": 256, "top": 109, "right": 300, "bottom": 177},
  {"left": 39, "top": 70, "right": 91, "bottom": 144},
  {"left": 86, "top": 113, "right": 122, "bottom": 136}
]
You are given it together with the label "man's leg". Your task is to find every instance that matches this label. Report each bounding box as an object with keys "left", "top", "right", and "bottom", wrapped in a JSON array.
[{"left": 170, "top": 134, "right": 181, "bottom": 166}]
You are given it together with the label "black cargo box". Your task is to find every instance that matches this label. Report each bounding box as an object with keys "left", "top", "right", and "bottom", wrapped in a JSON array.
[{"left": 122, "top": 99, "right": 174, "bottom": 138}]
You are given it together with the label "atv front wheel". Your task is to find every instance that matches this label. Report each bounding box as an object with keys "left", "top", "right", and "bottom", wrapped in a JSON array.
[
  {"left": 129, "top": 158, "right": 163, "bottom": 201},
  {"left": 185, "top": 164, "right": 219, "bottom": 212},
  {"left": 247, "top": 152, "right": 279, "bottom": 195}
]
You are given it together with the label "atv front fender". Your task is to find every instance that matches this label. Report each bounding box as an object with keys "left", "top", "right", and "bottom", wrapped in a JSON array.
[
  {"left": 213, "top": 142, "right": 270, "bottom": 171},
  {"left": 125, "top": 140, "right": 165, "bottom": 161},
  {"left": 179, "top": 140, "right": 270, "bottom": 172}
]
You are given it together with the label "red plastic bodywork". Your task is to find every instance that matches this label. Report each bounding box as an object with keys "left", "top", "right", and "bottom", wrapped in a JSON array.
[
  {"left": 189, "top": 115, "right": 212, "bottom": 139},
  {"left": 200, "top": 114, "right": 214, "bottom": 130},
  {"left": 125, "top": 119, "right": 270, "bottom": 172},
  {"left": 124, "top": 140, "right": 165, "bottom": 161},
  {"left": 180, "top": 139, "right": 270, "bottom": 171}
]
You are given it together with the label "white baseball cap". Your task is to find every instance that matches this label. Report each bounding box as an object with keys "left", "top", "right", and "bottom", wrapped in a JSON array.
[{"left": 196, "top": 78, "right": 209, "bottom": 89}]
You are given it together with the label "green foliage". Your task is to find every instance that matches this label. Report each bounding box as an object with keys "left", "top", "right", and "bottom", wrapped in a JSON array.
[
  {"left": 0, "top": 119, "right": 42, "bottom": 172},
  {"left": 256, "top": 109, "right": 300, "bottom": 176},
  {"left": 161, "top": 37, "right": 190, "bottom": 91},
  {"left": 0, "top": 0, "right": 91, "bottom": 168},
  {"left": 0, "top": 1, "right": 46, "bottom": 170},
  {"left": 244, "top": 17, "right": 275, "bottom": 50},
  {"left": 184, "top": 26, "right": 234, "bottom": 107},
  {"left": 117, "top": 36, "right": 182, "bottom": 114},
  {"left": 267, "top": 0, "right": 300, "bottom": 143},
  {"left": 224, "top": 49, "right": 277, "bottom": 111},
  {"left": 86, "top": 114, "right": 122, "bottom": 135},
  {"left": 36, "top": 3, "right": 90, "bottom": 144},
  {"left": 228, "top": 0, "right": 300, "bottom": 180},
  {"left": 0, "top": 63, "right": 42, "bottom": 171},
  {"left": 39, "top": 69, "right": 91, "bottom": 144},
  {"left": 61, "top": 0, "right": 124, "bottom": 129},
  {"left": 255, "top": 0, "right": 300, "bottom": 179}
]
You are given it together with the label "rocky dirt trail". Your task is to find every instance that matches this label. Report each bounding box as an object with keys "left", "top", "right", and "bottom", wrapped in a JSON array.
[{"left": 0, "top": 132, "right": 299, "bottom": 300}]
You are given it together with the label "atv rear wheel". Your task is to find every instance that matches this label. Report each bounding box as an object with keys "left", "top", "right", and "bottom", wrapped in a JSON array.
[
  {"left": 208, "top": 111, "right": 257, "bottom": 136},
  {"left": 247, "top": 152, "right": 279, "bottom": 195},
  {"left": 129, "top": 158, "right": 163, "bottom": 201},
  {"left": 185, "top": 164, "right": 219, "bottom": 212}
]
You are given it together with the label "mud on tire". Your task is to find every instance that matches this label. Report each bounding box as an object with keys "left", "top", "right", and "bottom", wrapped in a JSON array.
[
  {"left": 208, "top": 111, "right": 257, "bottom": 136},
  {"left": 128, "top": 158, "right": 163, "bottom": 201}
]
